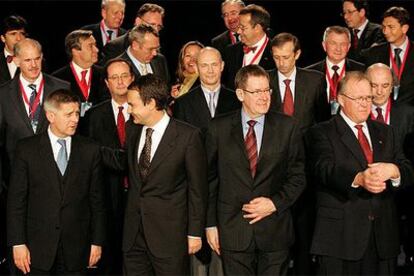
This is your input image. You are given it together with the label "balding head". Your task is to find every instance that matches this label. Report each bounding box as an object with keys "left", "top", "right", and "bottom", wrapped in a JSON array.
[
  {"left": 366, "top": 63, "right": 394, "bottom": 106},
  {"left": 197, "top": 47, "right": 224, "bottom": 90}
]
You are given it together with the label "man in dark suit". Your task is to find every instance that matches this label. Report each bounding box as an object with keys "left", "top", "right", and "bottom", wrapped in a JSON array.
[
  {"left": 0, "top": 38, "right": 70, "bottom": 181},
  {"left": 52, "top": 30, "right": 108, "bottom": 118},
  {"left": 7, "top": 89, "right": 106, "bottom": 275},
  {"left": 361, "top": 7, "right": 414, "bottom": 106},
  {"left": 306, "top": 26, "right": 365, "bottom": 116},
  {"left": 211, "top": 0, "right": 245, "bottom": 57},
  {"left": 223, "top": 4, "right": 274, "bottom": 90},
  {"left": 307, "top": 71, "right": 412, "bottom": 275},
  {"left": 0, "top": 15, "right": 27, "bottom": 85},
  {"left": 173, "top": 47, "right": 239, "bottom": 276},
  {"left": 341, "top": 0, "right": 385, "bottom": 62},
  {"left": 101, "top": 3, "right": 164, "bottom": 64},
  {"left": 268, "top": 32, "right": 330, "bottom": 132},
  {"left": 118, "top": 24, "right": 169, "bottom": 83},
  {"left": 205, "top": 65, "right": 306, "bottom": 275},
  {"left": 85, "top": 58, "right": 134, "bottom": 275},
  {"left": 80, "top": 0, "right": 126, "bottom": 57},
  {"left": 174, "top": 47, "right": 240, "bottom": 136},
  {"left": 123, "top": 74, "right": 207, "bottom": 275},
  {"left": 366, "top": 63, "right": 414, "bottom": 267}
]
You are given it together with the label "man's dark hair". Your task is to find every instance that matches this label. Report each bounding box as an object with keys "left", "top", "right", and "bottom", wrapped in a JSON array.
[
  {"left": 383, "top": 6, "right": 410, "bottom": 26},
  {"left": 1, "top": 15, "right": 27, "bottom": 35},
  {"left": 235, "top": 64, "right": 269, "bottom": 90},
  {"left": 64, "top": 29, "right": 94, "bottom": 60},
  {"left": 44, "top": 89, "right": 80, "bottom": 112},
  {"left": 104, "top": 58, "right": 133, "bottom": 79},
  {"left": 128, "top": 74, "right": 170, "bottom": 110},
  {"left": 239, "top": 4, "right": 270, "bottom": 31},
  {"left": 136, "top": 3, "right": 165, "bottom": 18},
  {"left": 271, "top": 32, "right": 301, "bottom": 52},
  {"left": 342, "top": 0, "right": 369, "bottom": 16}
]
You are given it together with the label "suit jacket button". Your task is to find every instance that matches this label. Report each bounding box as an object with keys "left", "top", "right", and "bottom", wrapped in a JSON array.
[
  {"left": 368, "top": 215, "right": 375, "bottom": 221},
  {"left": 55, "top": 226, "right": 60, "bottom": 230}
]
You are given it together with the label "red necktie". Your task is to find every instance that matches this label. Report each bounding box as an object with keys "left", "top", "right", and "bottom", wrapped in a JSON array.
[
  {"left": 243, "top": 45, "right": 257, "bottom": 54},
  {"left": 353, "top": 29, "right": 360, "bottom": 49},
  {"left": 80, "top": 70, "right": 88, "bottom": 92},
  {"left": 330, "top": 65, "right": 340, "bottom": 102},
  {"left": 375, "top": 107, "right": 385, "bottom": 124},
  {"left": 283, "top": 79, "right": 294, "bottom": 116},
  {"left": 6, "top": 55, "right": 13, "bottom": 63},
  {"left": 355, "top": 125, "right": 373, "bottom": 164},
  {"left": 117, "top": 106, "right": 126, "bottom": 147},
  {"left": 245, "top": 120, "right": 258, "bottom": 178}
]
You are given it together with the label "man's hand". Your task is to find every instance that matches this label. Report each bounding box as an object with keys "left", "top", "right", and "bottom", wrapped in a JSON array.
[
  {"left": 188, "top": 237, "right": 202, "bottom": 255},
  {"left": 354, "top": 162, "right": 400, "bottom": 193},
  {"left": 88, "top": 245, "right": 102, "bottom": 268},
  {"left": 242, "top": 197, "right": 276, "bottom": 224},
  {"left": 13, "top": 245, "right": 31, "bottom": 274},
  {"left": 206, "top": 227, "right": 221, "bottom": 255},
  {"left": 368, "top": 162, "right": 400, "bottom": 182}
]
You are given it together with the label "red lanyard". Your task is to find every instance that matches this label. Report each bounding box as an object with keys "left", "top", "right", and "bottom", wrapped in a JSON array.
[
  {"left": 100, "top": 20, "right": 116, "bottom": 43},
  {"left": 19, "top": 78, "right": 44, "bottom": 119},
  {"left": 389, "top": 42, "right": 410, "bottom": 81},
  {"left": 370, "top": 99, "right": 392, "bottom": 124},
  {"left": 325, "top": 63, "right": 345, "bottom": 100},
  {"left": 229, "top": 32, "right": 237, "bottom": 44},
  {"left": 243, "top": 36, "right": 269, "bottom": 66},
  {"left": 70, "top": 63, "right": 92, "bottom": 101}
]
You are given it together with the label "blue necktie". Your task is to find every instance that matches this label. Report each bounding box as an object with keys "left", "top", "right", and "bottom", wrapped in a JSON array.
[{"left": 57, "top": 139, "right": 68, "bottom": 175}]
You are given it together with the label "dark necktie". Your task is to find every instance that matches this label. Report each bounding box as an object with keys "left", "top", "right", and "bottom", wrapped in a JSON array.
[
  {"left": 243, "top": 45, "right": 257, "bottom": 54},
  {"left": 234, "top": 33, "right": 240, "bottom": 43},
  {"left": 376, "top": 107, "right": 385, "bottom": 124},
  {"left": 283, "top": 79, "right": 294, "bottom": 116},
  {"left": 352, "top": 29, "right": 360, "bottom": 49},
  {"left": 107, "top": 30, "right": 113, "bottom": 41},
  {"left": 28, "top": 84, "right": 40, "bottom": 124},
  {"left": 6, "top": 55, "right": 13, "bottom": 63},
  {"left": 117, "top": 106, "right": 126, "bottom": 147},
  {"left": 330, "top": 65, "right": 340, "bottom": 101},
  {"left": 245, "top": 120, "right": 258, "bottom": 178},
  {"left": 394, "top": 48, "right": 402, "bottom": 70},
  {"left": 355, "top": 125, "right": 373, "bottom": 164},
  {"left": 139, "top": 128, "right": 154, "bottom": 181}
]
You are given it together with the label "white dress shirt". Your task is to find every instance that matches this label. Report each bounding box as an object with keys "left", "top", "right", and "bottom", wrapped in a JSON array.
[
  {"left": 111, "top": 100, "right": 130, "bottom": 125},
  {"left": 4, "top": 48, "right": 17, "bottom": 78},
  {"left": 127, "top": 47, "right": 153, "bottom": 76},
  {"left": 325, "top": 58, "right": 346, "bottom": 101},
  {"left": 19, "top": 73, "right": 44, "bottom": 116},
  {"left": 48, "top": 127, "right": 72, "bottom": 161},
  {"left": 243, "top": 34, "right": 267, "bottom": 65},
  {"left": 278, "top": 67, "right": 297, "bottom": 102}
]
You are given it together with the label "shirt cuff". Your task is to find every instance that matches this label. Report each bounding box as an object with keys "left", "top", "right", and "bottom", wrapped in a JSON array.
[
  {"left": 187, "top": 236, "right": 201, "bottom": 240},
  {"left": 13, "top": 244, "right": 25, "bottom": 248},
  {"left": 390, "top": 176, "right": 401, "bottom": 187},
  {"left": 205, "top": 226, "right": 217, "bottom": 230}
]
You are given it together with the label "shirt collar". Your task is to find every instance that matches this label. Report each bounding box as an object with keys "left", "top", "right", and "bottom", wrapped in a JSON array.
[
  {"left": 4, "top": 48, "right": 13, "bottom": 58},
  {"left": 241, "top": 108, "right": 265, "bottom": 127},
  {"left": 391, "top": 36, "right": 409, "bottom": 52},
  {"left": 127, "top": 46, "right": 147, "bottom": 67},
  {"left": 340, "top": 110, "right": 368, "bottom": 129},
  {"left": 201, "top": 84, "right": 220, "bottom": 94},
  {"left": 111, "top": 99, "right": 128, "bottom": 111},
  {"left": 48, "top": 126, "right": 72, "bottom": 143},
  {"left": 19, "top": 72, "right": 43, "bottom": 87},
  {"left": 143, "top": 112, "right": 170, "bottom": 133},
  {"left": 355, "top": 19, "right": 369, "bottom": 34},
  {"left": 251, "top": 34, "right": 267, "bottom": 49},
  {"left": 278, "top": 67, "right": 297, "bottom": 82},
  {"left": 326, "top": 58, "right": 346, "bottom": 70},
  {"left": 71, "top": 61, "right": 90, "bottom": 75}
]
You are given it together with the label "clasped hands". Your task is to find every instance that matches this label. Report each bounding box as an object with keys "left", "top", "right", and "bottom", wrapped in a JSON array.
[{"left": 354, "top": 162, "right": 400, "bottom": 194}]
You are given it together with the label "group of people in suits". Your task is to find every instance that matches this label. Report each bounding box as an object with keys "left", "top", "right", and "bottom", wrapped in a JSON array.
[{"left": 1, "top": 0, "right": 414, "bottom": 275}]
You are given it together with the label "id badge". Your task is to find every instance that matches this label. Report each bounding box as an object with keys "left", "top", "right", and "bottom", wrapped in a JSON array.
[
  {"left": 330, "top": 100, "right": 339, "bottom": 115},
  {"left": 393, "top": 85, "right": 400, "bottom": 101},
  {"left": 80, "top": 101, "right": 92, "bottom": 117}
]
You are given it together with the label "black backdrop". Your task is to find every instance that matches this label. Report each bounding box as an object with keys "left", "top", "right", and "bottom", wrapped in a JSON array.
[{"left": 1, "top": 0, "right": 413, "bottom": 75}]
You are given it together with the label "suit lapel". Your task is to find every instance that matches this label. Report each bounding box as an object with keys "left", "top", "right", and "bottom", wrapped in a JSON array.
[
  {"left": 271, "top": 72, "right": 282, "bottom": 109},
  {"left": 103, "top": 102, "right": 121, "bottom": 147},
  {"left": 147, "top": 119, "right": 177, "bottom": 175},
  {"left": 37, "top": 75, "right": 53, "bottom": 133},
  {"left": 230, "top": 112, "right": 250, "bottom": 173},
  {"left": 194, "top": 87, "right": 212, "bottom": 121},
  {"left": 39, "top": 132, "right": 63, "bottom": 198},
  {"left": 336, "top": 116, "right": 367, "bottom": 168},
  {"left": 367, "top": 120, "right": 386, "bottom": 162},
  {"left": 9, "top": 78, "right": 34, "bottom": 133},
  {"left": 61, "top": 136, "right": 82, "bottom": 201},
  {"left": 293, "top": 70, "right": 306, "bottom": 117},
  {"left": 128, "top": 124, "right": 143, "bottom": 186}
]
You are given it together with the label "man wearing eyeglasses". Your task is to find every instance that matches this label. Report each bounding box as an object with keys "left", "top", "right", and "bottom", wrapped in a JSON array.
[
  {"left": 83, "top": 58, "right": 134, "bottom": 275},
  {"left": 306, "top": 71, "right": 412, "bottom": 275},
  {"left": 101, "top": 3, "right": 165, "bottom": 64},
  {"left": 211, "top": 0, "right": 245, "bottom": 57},
  {"left": 205, "top": 64, "right": 306, "bottom": 275},
  {"left": 222, "top": 4, "right": 274, "bottom": 90},
  {"left": 341, "top": 0, "right": 385, "bottom": 63},
  {"left": 118, "top": 24, "right": 169, "bottom": 83}
]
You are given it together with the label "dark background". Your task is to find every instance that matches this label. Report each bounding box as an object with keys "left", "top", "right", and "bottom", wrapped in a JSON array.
[{"left": 1, "top": 0, "right": 413, "bottom": 75}]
